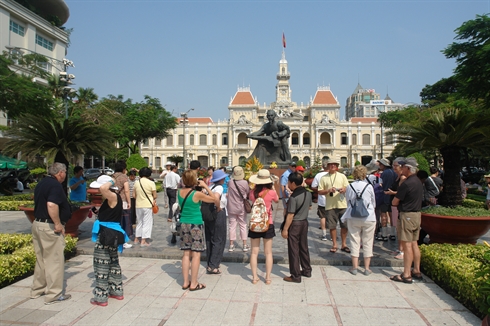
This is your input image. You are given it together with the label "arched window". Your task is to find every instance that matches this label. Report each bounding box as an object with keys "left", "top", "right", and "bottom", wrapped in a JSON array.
[
  {"left": 352, "top": 134, "right": 357, "bottom": 145},
  {"left": 376, "top": 134, "right": 381, "bottom": 146},
  {"left": 199, "top": 134, "right": 207, "bottom": 145},
  {"left": 178, "top": 135, "right": 184, "bottom": 146},
  {"left": 322, "top": 156, "right": 329, "bottom": 161},
  {"left": 303, "top": 133, "right": 310, "bottom": 145},
  {"left": 304, "top": 156, "right": 311, "bottom": 167},
  {"left": 362, "top": 134, "right": 370, "bottom": 145},
  {"left": 320, "top": 132, "right": 331, "bottom": 144},
  {"left": 222, "top": 133, "right": 228, "bottom": 145},
  {"left": 221, "top": 157, "right": 228, "bottom": 166},
  {"left": 292, "top": 156, "right": 299, "bottom": 162},
  {"left": 291, "top": 132, "right": 299, "bottom": 145},
  {"left": 190, "top": 134, "right": 194, "bottom": 145},
  {"left": 237, "top": 132, "right": 248, "bottom": 144},
  {"left": 341, "top": 132, "right": 348, "bottom": 145},
  {"left": 212, "top": 134, "right": 217, "bottom": 145},
  {"left": 166, "top": 135, "right": 173, "bottom": 146},
  {"left": 239, "top": 156, "right": 247, "bottom": 165}
]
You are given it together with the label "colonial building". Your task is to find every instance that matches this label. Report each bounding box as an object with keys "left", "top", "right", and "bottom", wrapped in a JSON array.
[{"left": 141, "top": 50, "right": 396, "bottom": 169}]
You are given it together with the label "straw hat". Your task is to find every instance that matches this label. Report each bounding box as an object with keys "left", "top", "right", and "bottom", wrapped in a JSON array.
[{"left": 249, "top": 169, "right": 278, "bottom": 184}]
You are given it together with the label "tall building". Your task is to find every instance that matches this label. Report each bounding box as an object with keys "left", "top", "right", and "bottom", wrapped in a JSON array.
[
  {"left": 346, "top": 83, "right": 405, "bottom": 119},
  {"left": 141, "top": 50, "right": 395, "bottom": 169}
]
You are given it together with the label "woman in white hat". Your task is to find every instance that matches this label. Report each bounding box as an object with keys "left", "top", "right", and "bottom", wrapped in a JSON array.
[{"left": 248, "top": 169, "right": 279, "bottom": 285}]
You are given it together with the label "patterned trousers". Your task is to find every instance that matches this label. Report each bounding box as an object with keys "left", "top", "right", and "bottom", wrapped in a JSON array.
[{"left": 93, "top": 240, "right": 123, "bottom": 303}]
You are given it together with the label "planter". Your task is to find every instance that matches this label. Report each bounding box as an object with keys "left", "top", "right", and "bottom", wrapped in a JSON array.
[
  {"left": 19, "top": 205, "right": 92, "bottom": 237},
  {"left": 421, "top": 212, "right": 490, "bottom": 245},
  {"left": 87, "top": 188, "right": 103, "bottom": 207}
]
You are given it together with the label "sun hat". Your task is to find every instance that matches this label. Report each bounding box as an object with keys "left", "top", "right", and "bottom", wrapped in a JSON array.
[
  {"left": 325, "top": 158, "right": 340, "bottom": 165},
  {"left": 399, "top": 157, "right": 418, "bottom": 168},
  {"left": 232, "top": 166, "right": 245, "bottom": 180},
  {"left": 296, "top": 166, "right": 305, "bottom": 172},
  {"left": 365, "top": 160, "right": 378, "bottom": 174},
  {"left": 90, "top": 175, "right": 118, "bottom": 190},
  {"left": 249, "top": 169, "right": 278, "bottom": 185},
  {"left": 210, "top": 170, "right": 227, "bottom": 183},
  {"left": 165, "top": 162, "right": 173, "bottom": 166},
  {"left": 377, "top": 158, "right": 391, "bottom": 167},
  {"left": 484, "top": 174, "right": 490, "bottom": 178}
]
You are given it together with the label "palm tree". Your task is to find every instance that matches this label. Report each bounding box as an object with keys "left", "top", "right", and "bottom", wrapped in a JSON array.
[
  {"left": 3, "top": 114, "right": 115, "bottom": 194},
  {"left": 389, "top": 108, "right": 490, "bottom": 206}
]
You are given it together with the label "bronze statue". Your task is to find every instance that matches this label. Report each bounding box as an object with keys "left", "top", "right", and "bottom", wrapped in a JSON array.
[{"left": 247, "top": 110, "right": 291, "bottom": 165}]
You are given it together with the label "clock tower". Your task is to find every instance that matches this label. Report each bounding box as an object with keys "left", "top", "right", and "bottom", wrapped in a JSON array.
[{"left": 276, "top": 50, "right": 291, "bottom": 104}]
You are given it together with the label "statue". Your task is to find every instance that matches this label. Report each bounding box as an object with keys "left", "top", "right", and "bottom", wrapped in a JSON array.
[{"left": 247, "top": 110, "right": 291, "bottom": 165}]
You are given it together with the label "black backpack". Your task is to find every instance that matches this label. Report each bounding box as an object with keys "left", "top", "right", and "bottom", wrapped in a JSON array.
[{"left": 201, "top": 185, "right": 221, "bottom": 223}]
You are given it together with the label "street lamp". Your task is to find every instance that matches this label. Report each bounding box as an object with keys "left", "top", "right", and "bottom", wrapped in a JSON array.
[
  {"left": 180, "top": 108, "right": 194, "bottom": 169},
  {"left": 373, "top": 106, "right": 384, "bottom": 158},
  {"left": 5, "top": 46, "right": 75, "bottom": 119}
]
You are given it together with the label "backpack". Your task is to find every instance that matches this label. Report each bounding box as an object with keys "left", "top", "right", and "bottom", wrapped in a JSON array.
[
  {"left": 249, "top": 191, "right": 269, "bottom": 233},
  {"left": 349, "top": 183, "right": 370, "bottom": 218},
  {"left": 201, "top": 185, "right": 221, "bottom": 223},
  {"left": 367, "top": 175, "right": 384, "bottom": 207}
]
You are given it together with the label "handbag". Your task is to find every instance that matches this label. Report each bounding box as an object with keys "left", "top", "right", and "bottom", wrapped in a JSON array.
[
  {"left": 233, "top": 180, "right": 252, "bottom": 213},
  {"left": 139, "top": 179, "right": 158, "bottom": 214},
  {"left": 99, "top": 225, "right": 125, "bottom": 246}
]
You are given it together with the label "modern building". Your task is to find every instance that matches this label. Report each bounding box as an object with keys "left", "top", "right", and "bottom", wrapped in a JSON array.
[
  {"left": 345, "top": 83, "right": 405, "bottom": 119},
  {"left": 141, "top": 50, "right": 396, "bottom": 169},
  {"left": 0, "top": 0, "right": 71, "bottom": 132}
]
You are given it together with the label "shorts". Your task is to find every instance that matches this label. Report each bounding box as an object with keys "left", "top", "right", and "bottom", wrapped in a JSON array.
[
  {"left": 326, "top": 208, "right": 347, "bottom": 229},
  {"left": 180, "top": 223, "right": 206, "bottom": 252},
  {"left": 248, "top": 223, "right": 276, "bottom": 239},
  {"left": 317, "top": 206, "right": 327, "bottom": 219},
  {"left": 379, "top": 203, "right": 392, "bottom": 213},
  {"left": 398, "top": 212, "right": 421, "bottom": 242}
]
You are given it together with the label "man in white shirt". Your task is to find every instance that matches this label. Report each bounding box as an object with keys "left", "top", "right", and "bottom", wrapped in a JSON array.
[
  {"left": 310, "top": 161, "right": 329, "bottom": 240},
  {"left": 165, "top": 165, "right": 181, "bottom": 222},
  {"left": 14, "top": 178, "right": 24, "bottom": 192},
  {"left": 159, "top": 162, "right": 173, "bottom": 209}
]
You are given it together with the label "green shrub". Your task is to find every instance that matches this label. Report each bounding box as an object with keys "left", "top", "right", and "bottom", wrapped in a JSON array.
[
  {"left": 0, "top": 201, "right": 33, "bottom": 211},
  {"left": 296, "top": 160, "right": 306, "bottom": 168},
  {"left": 0, "top": 234, "right": 78, "bottom": 288},
  {"left": 126, "top": 154, "right": 147, "bottom": 171},
  {"left": 155, "top": 182, "right": 164, "bottom": 193},
  {"left": 462, "top": 198, "right": 487, "bottom": 209},
  {"left": 423, "top": 205, "right": 489, "bottom": 217},
  {"left": 0, "top": 194, "right": 33, "bottom": 201},
  {"left": 407, "top": 153, "right": 430, "bottom": 174},
  {"left": 420, "top": 243, "right": 487, "bottom": 318},
  {"left": 466, "top": 193, "right": 486, "bottom": 203}
]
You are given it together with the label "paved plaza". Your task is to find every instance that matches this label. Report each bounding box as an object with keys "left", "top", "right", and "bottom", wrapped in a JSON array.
[{"left": 0, "top": 193, "right": 486, "bottom": 325}]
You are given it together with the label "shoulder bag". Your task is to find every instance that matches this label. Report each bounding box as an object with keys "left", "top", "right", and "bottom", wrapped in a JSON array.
[
  {"left": 233, "top": 179, "right": 252, "bottom": 213},
  {"left": 139, "top": 179, "right": 159, "bottom": 214},
  {"left": 171, "top": 190, "right": 194, "bottom": 233}
]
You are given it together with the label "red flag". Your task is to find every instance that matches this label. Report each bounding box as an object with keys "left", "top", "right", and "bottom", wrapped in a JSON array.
[{"left": 282, "top": 33, "right": 286, "bottom": 48}]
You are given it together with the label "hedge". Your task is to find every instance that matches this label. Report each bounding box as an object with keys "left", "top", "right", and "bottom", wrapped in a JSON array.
[
  {"left": 420, "top": 243, "right": 488, "bottom": 318},
  {"left": 0, "top": 234, "right": 78, "bottom": 288}
]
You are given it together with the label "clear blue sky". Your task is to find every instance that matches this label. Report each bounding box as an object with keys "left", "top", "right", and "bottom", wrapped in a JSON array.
[{"left": 65, "top": 0, "right": 489, "bottom": 121}]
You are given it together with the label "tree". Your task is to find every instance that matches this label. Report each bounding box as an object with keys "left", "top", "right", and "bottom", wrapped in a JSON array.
[
  {"left": 443, "top": 14, "right": 490, "bottom": 106},
  {"left": 3, "top": 114, "right": 114, "bottom": 194},
  {"left": 388, "top": 108, "right": 490, "bottom": 206}
]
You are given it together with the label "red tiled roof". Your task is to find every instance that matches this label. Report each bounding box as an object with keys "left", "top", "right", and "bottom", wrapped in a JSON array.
[
  {"left": 175, "top": 117, "right": 214, "bottom": 124},
  {"left": 231, "top": 91, "right": 255, "bottom": 105},
  {"left": 351, "top": 118, "right": 378, "bottom": 123},
  {"left": 312, "top": 90, "right": 338, "bottom": 105}
]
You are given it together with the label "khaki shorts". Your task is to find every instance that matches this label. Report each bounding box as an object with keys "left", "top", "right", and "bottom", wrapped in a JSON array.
[
  {"left": 326, "top": 208, "right": 347, "bottom": 229},
  {"left": 398, "top": 212, "right": 421, "bottom": 242},
  {"left": 317, "top": 206, "right": 327, "bottom": 219}
]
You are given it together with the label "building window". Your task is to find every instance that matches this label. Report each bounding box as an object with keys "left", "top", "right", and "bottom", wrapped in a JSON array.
[
  {"left": 304, "top": 156, "right": 311, "bottom": 167},
  {"left": 303, "top": 133, "right": 310, "bottom": 145},
  {"left": 154, "top": 139, "right": 161, "bottom": 146},
  {"left": 155, "top": 157, "right": 161, "bottom": 169},
  {"left": 221, "top": 157, "right": 228, "bottom": 166},
  {"left": 362, "top": 134, "right": 370, "bottom": 145},
  {"left": 320, "top": 132, "right": 331, "bottom": 144},
  {"left": 199, "top": 134, "right": 207, "bottom": 145},
  {"left": 144, "top": 157, "right": 149, "bottom": 165},
  {"left": 10, "top": 20, "right": 25, "bottom": 36},
  {"left": 322, "top": 156, "right": 329, "bottom": 161},
  {"left": 376, "top": 134, "right": 381, "bottom": 146},
  {"left": 237, "top": 133, "right": 248, "bottom": 144},
  {"left": 178, "top": 135, "right": 184, "bottom": 146},
  {"left": 341, "top": 157, "right": 347, "bottom": 167},
  {"left": 352, "top": 134, "right": 357, "bottom": 145},
  {"left": 212, "top": 134, "right": 217, "bottom": 145},
  {"left": 143, "top": 139, "right": 149, "bottom": 147},
  {"left": 222, "top": 133, "right": 228, "bottom": 146},
  {"left": 166, "top": 135, "right": 173, "bottom": 146},
  {"left": 35, "top": 34, "right": 54, "bottom": 51},
  {"left": 386, "top": 134, "right": 394, "bottom": 144},
  {"left": 190, "top": 134, "right": 194, "bottom": 145},
  {"left": 239, "top": 156, "right": 247, "bottom": 165},
  {"left": 341, "top": 132, "right": 348, "bottom": 145},
  {"left": 292, "top": 156, "right": 299, "bottom": 162},
  {"left": 291, "top": 132, "right": 299, "bottom": 145}
]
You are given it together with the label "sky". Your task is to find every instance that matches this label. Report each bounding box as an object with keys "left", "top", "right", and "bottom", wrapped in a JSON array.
[{"left": 64, "top": 0, "right": 489, "bottom": 121}]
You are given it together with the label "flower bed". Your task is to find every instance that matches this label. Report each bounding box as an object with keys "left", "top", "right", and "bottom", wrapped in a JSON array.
[{"left": 0, "top": 233, "right": 78, "bottom": 288}]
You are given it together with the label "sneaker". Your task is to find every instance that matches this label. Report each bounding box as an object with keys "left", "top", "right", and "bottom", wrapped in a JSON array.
[
  {"left": 45, "top": 294, "right": 71, "bottom": 305},
  {"left": 243, "top": 245, "right": 250, "bottom": 252},
  {"left": 109, "top": 294, "right": 124, "bottom": 300},
  {"left": 395, "top": 251, "right": 404, "bottom": 259},
  {"left": 321, "top": 235, "right": 328, "bottom": 241},
  {"left": 123, "top": 243, "right": 132, "bottom": 249},
  {"left": 90, "top": 298, "right": 108, "bottom": 306},
  {"left": 228, "top": 245, "right": 235, "bottom": 252}
]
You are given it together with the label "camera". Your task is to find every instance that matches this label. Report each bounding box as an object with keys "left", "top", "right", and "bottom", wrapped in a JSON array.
[{"left": 195, "top": 178, "right": 203, "bottom": 191}]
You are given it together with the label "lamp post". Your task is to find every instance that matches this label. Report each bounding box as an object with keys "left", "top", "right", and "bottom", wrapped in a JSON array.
[
  {"left": 180, "top": 108, "right": 194, "bottom": 169},
  {"left": 5, "top": 46, "right": 75, "bottom": 119},
  {"left": 373, "top": 106, "right": 384, "bottom": 158}
]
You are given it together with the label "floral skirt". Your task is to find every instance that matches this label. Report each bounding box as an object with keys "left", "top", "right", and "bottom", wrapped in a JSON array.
[{"left": 180, "top": 223, "right": 206, "bottom": 252}]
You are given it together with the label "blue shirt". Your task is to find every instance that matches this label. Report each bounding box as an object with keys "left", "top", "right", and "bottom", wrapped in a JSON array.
[{"left": 69, "top": 176, "right": 87, "bottom": 202}]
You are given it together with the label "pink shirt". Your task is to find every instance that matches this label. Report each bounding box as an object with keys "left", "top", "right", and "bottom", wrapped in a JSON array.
[{"left": 249, "top": 188, "right": 279, "bottom": 224}]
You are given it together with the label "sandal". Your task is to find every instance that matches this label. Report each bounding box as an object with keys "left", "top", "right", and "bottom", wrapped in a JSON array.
[
  {"left": 265, "top": 279, "right": 271, "bottom": 285},
  {"left": 341, "top": 247, "right": 351, "bottom": 253},
  {"left": 251, "top": 278, "right": 259, "bottom": 284},
  {"left": 206, "top": 267, "right": 221, "bottom": 275},
  {"left": 330, "top": 247, "right": 338, "bottom": 253},
  {"left": 182, "top": 284, "right": 190, "bottom": 290},
  {"left": 411, "top": 271, "right": 423, "bottom": 281},
  {"left": 390, "top": 274, "right": 413, "bottom": 284},
  {"left": 189, "top": 283, "right": 206, "bottom": 291}
]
